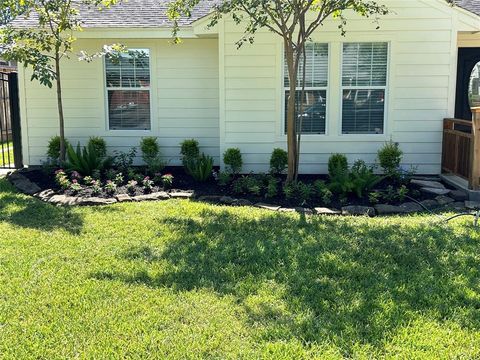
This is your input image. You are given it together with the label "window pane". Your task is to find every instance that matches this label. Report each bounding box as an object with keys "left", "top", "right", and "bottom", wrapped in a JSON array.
[
  {"left": 342, "top": 89, "right": 385, "bottom": 134},
  {"left": 284, "top": 43, "right": 328, "bottom": 88},
  {"left": 285, "top": 90, "right": 326, "bottom": 134},
  {"left": 108, "top": 90, "right": 151, "bottom": 130},
  {"left": 342, "top": 43, "right": 387, "bottom": 87},
  {"left": 106, "top": 49, "right": 150, "bottom": 88}
]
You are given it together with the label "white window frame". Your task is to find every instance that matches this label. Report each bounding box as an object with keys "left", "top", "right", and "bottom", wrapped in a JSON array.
[
  {"left": 104, "top": 48, "right": 153, "bottom": 132},
  {"left": 282, "top": 43, "right": 330, "bottom": 136},
  {"left": 340, "top": 42, "right": 390, "bottom": 136}
]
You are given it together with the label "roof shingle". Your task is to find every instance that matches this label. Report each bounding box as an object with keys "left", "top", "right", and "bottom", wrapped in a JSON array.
[{"left": 455, "top": 0, "right": 480, "bottom": 16}]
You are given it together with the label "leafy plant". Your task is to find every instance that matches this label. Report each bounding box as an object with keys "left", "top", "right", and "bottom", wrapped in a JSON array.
[
  {"left": 140, "top": 137, "right": 164, "bottom": 175},
  {"left": 113, "top": 148, "right": 137, "bottom": 174},
  {"left": 328, "top": 154, "right": 349, "bottom": 178},
  {"left": 282, "top": 181, "right": 313, "bottom": 204},
  {"left": 127, "top": 180, "right": 138, "bottom": 195},
  {"left": 320, "top": 188, "right": 333, "bottom": 205},
  {"left": 47, "top": 136, "right": 70, "bottom": 161},
  {"left": 143, "top": 177, "right": 154, "bottom": 193},
  {"left": 368, "top": 191, "right": 382, "bottom": 205},
  {"left": 223, "top": 148, "right": 243, "bottom": 175},
  {"left": 54, "top": 169, "right": 70, "bottom": 190},
  {"left": 397, "top": 185, "right": 409, "bottom": 202},
  {"left": 114, "top": 172, "right": 124, "bottom": 186},
  {"left": 265, "top": 177, "right": 278, "bottom": 198},
  {"left": 314, "top": 180, "right": 333, "bottom": 205},
  {"left": 350, "top": 160, "right": 382, "bottom": 198},
  {"left": 88, "top": 137, "right": 107, "bottom": 158},
  {"left": 104, "top": 181, "right": 117, "bottom": 195},
  {"left": 90, "top": 180, "right": 102, "bottom": 196},
  {"left": 161, "top": 174, "right": 174, "bottom": 189},
  {"left": 378, "top": 140, "right": 403, "bottom": 177},
  {"left": 180, "top": 139, "right": 200, "bottom": 162},
  {"left": 216, "top": 171, "right": 232, "bottom": 187},
  {"left": 270, "top": 148, "right": 288, "bottom": 175},
  {"left": 69, "top": 180, "right": 82, "bottom": 194},
  {"left": 184, "top": 154, "right": 214, "bottom": 182},
  {"left": 65, "top": 142, "right": 106, "bottom": 176},
  {"left": 232, "top": 175, "right": 263, "bottom": 196}
]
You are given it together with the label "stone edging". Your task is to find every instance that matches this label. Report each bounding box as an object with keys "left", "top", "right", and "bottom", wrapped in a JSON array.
[{"left": 7, "top": 171, "right": 476, "bottom": 216}]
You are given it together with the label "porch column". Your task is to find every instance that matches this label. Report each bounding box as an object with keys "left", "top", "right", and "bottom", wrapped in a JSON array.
[{"left": 471, "top": 107, "right": 480, "bottom": 190}]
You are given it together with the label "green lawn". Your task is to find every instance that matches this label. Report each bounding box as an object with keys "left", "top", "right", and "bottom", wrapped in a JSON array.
[
  {"left": 0, "top": 141, "right": 13, "bottom": 167},
  {"left": 0, "top": 179, "right": 479, "bottom": 359}
]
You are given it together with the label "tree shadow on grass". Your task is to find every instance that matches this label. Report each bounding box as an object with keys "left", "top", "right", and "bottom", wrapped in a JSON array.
[
  {"left": 90, "top": 208, "right": 480, "bottom": 354},
  {"left": 0, "top": 179, "right": 83, "bottom": 234}
]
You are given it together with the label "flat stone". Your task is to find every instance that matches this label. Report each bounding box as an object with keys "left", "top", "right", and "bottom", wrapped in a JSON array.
[
  {"left": 219, "top": 196, "right": 236, "bottom": 205},
  {"left": 169, "top": 191, "right": 194, "bottom": 199},
  {"left": 399, "top": 202, "right": 423, "bottom": 214},
  {"left": 411, "top": 176, "right": 442, "bottom": 182},
  {"left": 48, "top": 194, "right": 80, "bottom": 206},
  {"left": 255, "top": 203, "right": 281, "bottom": 211},
  {"left": 411, "top": 179, "right": 446, "bottom": 189},
  {"left": 465, "top": 201, "right": 480, "bottom": 210},
  {"left": 314, "top": 207, "right": 341, "bottom": 215},
  {"left": 115, "top": 194, "right": 133, "bottom": 202},
  {"left": 341, "top": 205, "right": 375, "bottom": 217},
  {"left": 420, "top": 199, "right": 440, "bottom": 209},
  {"left": 35, "top": 189, "right": 56, "bottom": 201},
  {"left": 8, "top": 173, "right": 41, "bottom": 195},
  {"left": 133, "top": 192, "right": 169, "bottom": 202},
  {"left": 77, "top": 197, "right": 117, "bottom": 206},
  {"left": 420, "top": 187, "right": 451, "bottom": 196},
  {"left": 435, "top": 195, "right": 455, "bottom": 206},
  {"left": 375, "top": 204, "right": 406, "bottom": 215},
  {"left": 450, "top": 190, "right": 468, "bottom": 201},
  {"left": 232, "top": 199, "right": 252, "bottom": 207},
  {"left": 197, "top": 195, "right": 222, "bottom": 203},
  {"left": 295, "top": 207, "right": 314, "bottom": 215},
  {"left": 278, "top": 207, "right": 296, "bottom": 212}
]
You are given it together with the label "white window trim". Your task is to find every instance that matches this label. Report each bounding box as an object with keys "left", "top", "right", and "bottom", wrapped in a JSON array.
[
  {"left": 103, "top": 47, "right": 154, "bottom": 133},
  {"left": 339, "top": 42, "right": 390, "bottom": 136},
  {"left": 282, "top": 43, "right": 330, "bottom": 136}
]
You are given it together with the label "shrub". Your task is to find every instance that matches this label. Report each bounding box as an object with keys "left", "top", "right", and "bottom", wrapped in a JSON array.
[
  {"left": 270, "top": 148, "right": 288, "bottom": 175},
  {"left": 328, "top": 153, "right": 348, "bottom": 178},
  {"left": 143, "top": 176, "right": 154, "bottom": 193},
  {"left": 232, "top": 175, "right": 262, "bottom": 196},
  {"left": 113, "top": 148, "right": 137, "bottom": 174},
  {"left": 180, "top": 139, "right": 200, "bottom": 163},
  {"left": 314, "top": 180, "right": 332, "bottom": 205},
  {"left": 54, "top": 169, "right": 70, "bottom": 190},
  {"left": 161, "top": 174, "right": 174, "bottom": 189},
  {"left": 378, "top": 140, "right": 403, "bottom": 177},
  {"left": 282, "top": 181, "right": 314, "bottom": 204},
  {"left": 184, "top": 154, "right": 214, "bottom": 182},
  {"left": 140, "top": 137, "right": 164, "bottom": 175},
  {"left": 216, "top": 171, "right": 232, "bottom": 187},
  {"left": 47, "top": 136, "right": 70, "bottom": 161},
  {"left": 88, "top": 137, "right": 107, "bottom": 158},
  {"left": 69, "top": 180, "right": 82, "bottom": 194},
  {"left": 104, "top": 180, "right": 117, "bottom": 195},
  {"left": 66, "top": 142, "right": 106, "bottom": 176},
  {"left": 223, "top": 148, "right": 243, "bottom": 175},
  {"left": 350, "top": 160, "right": 382, "bottom": 198},
  {"left": 265, "top": 177, "right": 278, "bottom": 198},
  {"left": 127, "top": 180, "right": 138, "bottom": 194}
]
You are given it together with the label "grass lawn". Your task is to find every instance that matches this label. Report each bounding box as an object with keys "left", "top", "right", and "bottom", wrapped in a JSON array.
[
  {"left": 0, "top": 179, "right": 479, "bottom": 359},
  {"left": 0, "top": 141, "right": 13, "bottom": 167}
]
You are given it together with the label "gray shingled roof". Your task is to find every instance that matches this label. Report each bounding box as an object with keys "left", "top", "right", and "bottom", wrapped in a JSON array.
[
  {"left": 13, "top": 0, "right": 218, "bottom": 28},
  {"left": 456, "top": 0, "right": 480, "bottom": 16}
]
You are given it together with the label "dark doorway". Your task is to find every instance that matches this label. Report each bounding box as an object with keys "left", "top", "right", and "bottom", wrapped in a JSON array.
[{"left": 455, "top": 47, "right": 480, "bottom": 121}]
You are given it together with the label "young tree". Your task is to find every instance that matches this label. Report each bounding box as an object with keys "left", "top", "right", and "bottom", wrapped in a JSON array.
[
  {"left": 0, "top": 0, "right": 120, "bottom": 162},
  {"left": 168, "top": 0, "right": 389, "bottom": 182}
]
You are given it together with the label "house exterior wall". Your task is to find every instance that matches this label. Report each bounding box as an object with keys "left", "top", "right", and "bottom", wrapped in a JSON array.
[
  {"left": 19, "top": 38, "right": 220, "bottom": 166},
  {"left": 218, "top": 0, "right": 461, "bottom": 174}
]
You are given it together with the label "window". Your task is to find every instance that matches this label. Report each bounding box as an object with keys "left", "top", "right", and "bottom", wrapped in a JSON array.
[
  {"left": 105, "top": 49, "right": 151, "bottom": 130},
  {"left": 342, "top": 42, "right": 388, "bottom": 134},
  {"left": 284, "top": 43, "right": 328, "bottom": 134}
]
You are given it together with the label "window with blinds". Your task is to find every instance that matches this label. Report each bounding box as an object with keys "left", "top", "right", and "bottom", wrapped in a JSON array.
[
  {"left": 105, "top": 49, "right": 151, "bottom": 130},
  {"left": 284, "top": 43, "right": 328, "bottom": 134},
  {"left": 341, "top": 42, "right": 388, "bottom": 134}
]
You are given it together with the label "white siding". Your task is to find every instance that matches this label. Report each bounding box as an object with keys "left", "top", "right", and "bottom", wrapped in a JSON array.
[
  {"left": 219, "top": 0, "right": 460, "bottom": 174},
  {"left": 20, "top": 38, "right": 220, "bottom": 165}
]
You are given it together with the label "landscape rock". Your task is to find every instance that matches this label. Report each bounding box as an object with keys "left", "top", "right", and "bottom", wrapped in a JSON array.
[
  {"left": 232, "top": 199, "right": 252, "bottom": 207},
  {"left": 8, "top": 172, "right": 41, "bottom": 195},
  {"left": 219, "top": 196, "right": 236, "bottom": 205},
  {"left": 295, "top": 207, "right": 314, "bottom": 215},
  {"left": 35, "top": 189, "right": 55, "bottom": 201},
  {"left": 420, "top": 199, "right": 439, "bottom": 209},
  {"left": 420, "top": 187, "right": 451, "bottom": 196},
  {"left": 450, "top": 190, "right": 468, "bottom": 201},
  {"left": 278, "top": 207, "right": 296, "bottom": 212},
  {"left": 48, "top": 194, "right": 80, "bottom": 206},
  {"left": 411, "top": 176, "right": 442, "bottom": 182},
  {"left": 447, "top": 202, "right": 467, "bottom": 211},
  {"left": 435, "top": 195, "right": 455, "bottom": 206},
  {"left": 314, "top": 207, "right": 341, "bottom": 215},
  {"left": 399, "top": 202, "right": 423, "bottom": 214},
  {"left": 375, "top": 204, "right": 406, "bottom": 215},
  {"left": 77, "top": 197, "right": 117, "bottom": 206},
  {"left": 255, "top": 203, "right": 281, "bottom": 211},
  {"left": 465, "top": 201, "right": 480, "bottom": 210},
  {"left": 169, "top": 191, "right": 194, "bottom": 199},
  {"left": 115, "top": 194, "right": 133, "bottom": 202},
  {"left": 341, "top": 205, "right": 375, "bottom": 217},
  {"left": 133, "top": 192, "right": 170, "bottom": 202},
  {"left": 411, "top": 179, "right": 446, "bottom": 189}
]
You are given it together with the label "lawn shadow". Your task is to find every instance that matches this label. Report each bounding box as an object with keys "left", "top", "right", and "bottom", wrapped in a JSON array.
[
  {"left": 91, "top": 207, "right": 480, "bottom": 354},
  {"left": 0, "top": 179, "right": 83, "bottom": 234}
]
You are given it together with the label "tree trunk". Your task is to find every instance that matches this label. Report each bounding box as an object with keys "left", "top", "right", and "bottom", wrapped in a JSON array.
[
  {"left": 285, "top": 43, "right": 298, "bottom": 183},
  {"left": 55, "top": 51, "right": 66, "bottom": 163}
]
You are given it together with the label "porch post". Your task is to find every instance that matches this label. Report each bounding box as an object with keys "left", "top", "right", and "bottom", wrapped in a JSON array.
[{"left": 471, "top": 107, "right": 480, "bottom": 190}]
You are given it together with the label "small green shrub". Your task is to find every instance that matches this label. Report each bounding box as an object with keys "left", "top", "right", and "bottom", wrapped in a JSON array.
[
  {"left": 113, "top": 148, "right": 137, "bottom": 174},
  {"left": 314, "top": 181, "right": 332, "bottom": 205},
  {"left": 140, "top": 137, "right": 164, "bottom": 174},
  {"left": 232, "top": 175, "right": 263, "bottom": 196},
  {"left": 223, "top": 148, "right": 243, "bottom": 175},
  {"left": 328, "top": 154, "right": 349, "bottom": 178},
  {"left": 217, "top": 171, "right": 232, "bottom": 187},
  {"left": 283, "top": 181, "right": 313, "bottom": 204},
  {"left": 265, "top": 177, "right": 278, "bottom": 198},
  {"left": 47, "top": 136, "right": 70, "bottom": 161},
  {"left": 88, "top": 137, "right": 107, "bottom": 158},
  {"left": 184, "top": 154, "right": 214, "bottom": 182},
  {"left": 378, "top": 140, "right": 403, "bottom": 177},
  {"left": 270, "top": 148, "right": 288, "bottom": 174},
  {"left": 180, "top": 139, "right": 200, "bottom": 162},
  {"left": 350, "top": 160, "right": 382, "bottom": 198},
  {"left": 368, "top": 191, "right": 382, "bottom": 205},
  {"left": 66, "top": 142, "right": 106, "bottom": 176}
]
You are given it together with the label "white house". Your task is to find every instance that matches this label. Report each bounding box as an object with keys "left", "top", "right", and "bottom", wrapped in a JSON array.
[{"left": 14, "top": 0, "right": 480, "bottom": 175}]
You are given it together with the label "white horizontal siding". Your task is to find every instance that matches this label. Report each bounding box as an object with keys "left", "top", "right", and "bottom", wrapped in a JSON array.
[{"left": 20, "top": 38, "right": 220, "bottom": 166}]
